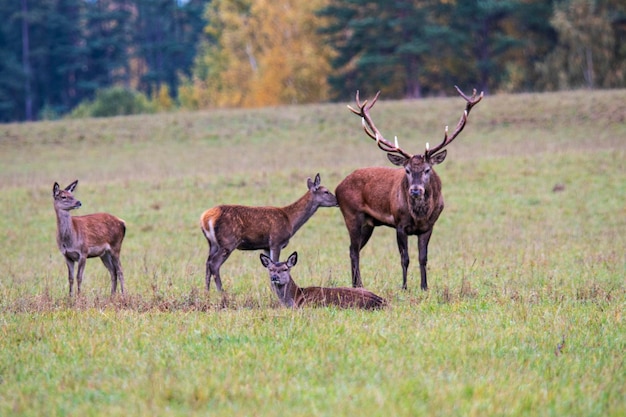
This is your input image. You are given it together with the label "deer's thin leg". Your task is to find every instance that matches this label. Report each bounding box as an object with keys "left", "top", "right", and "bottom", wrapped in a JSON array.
[
  {"left": 76, "top": 257, "right": 87, "bottom": 295},
  {"left": 417, "top": 229, "right": 433, "bottom": 291},
  {"left": 113, "top": 255, "right": 125, "bottom": 294},
  {"left": 101, "top": 252, "right": 117, "bottom": 294},
  {"left": 269, "top": 247, "right": 281, "bottom": 263},
  {"left": 396, "top": 229, "right": 409, "bottom": 290},
  {"left": 208, "top": 248, "right": 232, "bottom": 292},
  {"left": 205, "top": 243, "right": 221, "bottom": 291},
  {"left": 65, "top": 258, "right": 75, "bottom": 296}
]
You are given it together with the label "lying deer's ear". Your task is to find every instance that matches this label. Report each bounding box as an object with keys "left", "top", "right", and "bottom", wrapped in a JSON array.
[
  {"left": 260, "top": 253, "right": 271, "bottom": 268},
  {"left": 428, "top": 150, "right": 447, "bottom": 165},
  {"left": 53, "top": 182, "right": 60, "bottom": 196},
  {"left": 287, "top": 252, "right": 298, "bottom": 267}
]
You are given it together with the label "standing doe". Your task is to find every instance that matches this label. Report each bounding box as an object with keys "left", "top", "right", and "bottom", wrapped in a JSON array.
[
  {"left": 200, "top": 174, "right": 337, "bottom": 292},
  {"left": 53, "top": 180, "right": 126, "bottom": 296},
  {"left": 260, "top": 252, "right": 386, "bottom": 309},
  {"left": 335, "top": 86, "right": 483, "bottom": 290}
]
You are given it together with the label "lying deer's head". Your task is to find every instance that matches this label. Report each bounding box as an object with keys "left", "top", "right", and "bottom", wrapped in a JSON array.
[{"left": 260, "top": 252, "right": 297, "bottom": 288}]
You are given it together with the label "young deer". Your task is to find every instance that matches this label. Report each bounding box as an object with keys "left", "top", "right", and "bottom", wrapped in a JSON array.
[
  {"left": 53, "top": 180, "right": 126, "bottom": 296},
  {"left": 200, "top": 174, "right": 338, "bottom": 292},
  {"left": 336, "top": 86, "right": 483, "bottom": 290},
  {"left": 260, "top": 252, "right": 386, "bottom": 309}
]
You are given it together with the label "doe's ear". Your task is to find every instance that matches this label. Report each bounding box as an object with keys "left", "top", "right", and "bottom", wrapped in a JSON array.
[
  {"left": 287, "top": 252, "right": 298, "bottom": 267},
  {"left": 307, "top": 174, "right": 321, "bottom": 191},
  {"left": 387, "top": 153, "right": 408, "bottom": 167},
  {"left": 65, "top": 180, "right": 79, "bottom": 193},
  {"left": 53, "top": 182, "right": 60, "bottom": 196},
  {"left": 428, "top": 150, "right": 447, "bottom": 166},
  {"left": 260, "top": 253, "right": 272, "bottom": 268}
]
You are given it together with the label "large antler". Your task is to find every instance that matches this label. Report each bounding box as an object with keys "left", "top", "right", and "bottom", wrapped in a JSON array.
[
  {"left": 425, "top": 85, "right": 483, "bottom": 157},
  {"left": 347, "top": 91, "right": 413, "bottom": 159}
]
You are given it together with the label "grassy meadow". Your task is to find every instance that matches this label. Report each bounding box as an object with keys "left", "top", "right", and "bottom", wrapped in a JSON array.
[{"left": 0, "top": 89, "right": 625, "bottom": 416}]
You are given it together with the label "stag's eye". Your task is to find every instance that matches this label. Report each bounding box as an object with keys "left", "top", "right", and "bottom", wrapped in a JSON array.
[{"left": 424, "top": 167, "right": 431, "bottom": 174}]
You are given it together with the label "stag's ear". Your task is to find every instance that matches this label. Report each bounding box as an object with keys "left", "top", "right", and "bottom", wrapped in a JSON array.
[
  {"left": 53, "top": 182, "right": 60, "bottom": 196},
  {"left": 387, "top": 153, "right": 408, "bottom": 167},
  {"left": 428, "top": 150, "right": 447, "bottom": 165},
  {"left": 65, "top": 180, "right": 79, "bottom": 193},
  {"left": 260, "top": 253, "right": 272, "bottom": 268},
  {"left": 287, "top": 252, "right": 298, "bottom": 267}
]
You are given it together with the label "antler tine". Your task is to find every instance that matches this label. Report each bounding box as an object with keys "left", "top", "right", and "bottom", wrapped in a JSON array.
[
  {"left": 348, "top": 90, "right": 412, "bottom": 158},
  {"left": 425, "top": 86, "right": 484, "bottom": 157}
]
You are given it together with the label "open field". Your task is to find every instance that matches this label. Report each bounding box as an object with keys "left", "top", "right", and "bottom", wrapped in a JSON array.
[{"left": 0, "top": 89, "right": 625, "bottom": 416}]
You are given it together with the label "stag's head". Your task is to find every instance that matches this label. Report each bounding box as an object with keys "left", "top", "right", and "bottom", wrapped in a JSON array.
[
  {"left": 53, "top": 180, "right": 82, "bottom": 211},
  {"left": 348, "top": 86, "right": 483, "bottom": 200}
]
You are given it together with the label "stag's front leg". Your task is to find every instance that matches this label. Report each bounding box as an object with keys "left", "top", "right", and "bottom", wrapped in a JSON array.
[
  {"left": 396, "top": 229, "right": 409, "bottom": 290},
  {"left": 417, "top": 229, "right": 434, "bottom": 291}
]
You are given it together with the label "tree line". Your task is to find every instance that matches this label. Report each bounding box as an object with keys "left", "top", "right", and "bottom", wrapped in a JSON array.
[{"left": 1, "top": 0, "right": 624, "bottom": 123}]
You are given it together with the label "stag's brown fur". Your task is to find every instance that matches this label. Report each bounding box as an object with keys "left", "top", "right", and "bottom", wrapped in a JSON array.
[
  {"left": 53, "top": 180, "right": 126, "bottom": 296},
  {"left": 200, "top": 174, "right": 337, "bottom": 291},
  {"left": 260, "top": 252, "right": 386, "bottom": 309}
]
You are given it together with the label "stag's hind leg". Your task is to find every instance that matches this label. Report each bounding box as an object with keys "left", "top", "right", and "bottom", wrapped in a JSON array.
[{"left": 347, "top": 218, "right": 374, "bottom": 288}]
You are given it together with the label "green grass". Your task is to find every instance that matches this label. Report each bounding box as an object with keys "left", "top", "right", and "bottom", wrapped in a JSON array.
[{"left": 0, "top": 89, "right": 625, "bottom": 416}]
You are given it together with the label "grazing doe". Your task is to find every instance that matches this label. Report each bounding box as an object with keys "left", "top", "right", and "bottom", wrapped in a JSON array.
[
  {"left": 200, "top": 174, "right": 338, "bottom": 292},
  {"left": 53, "top": 180, "right": 126, "bottom": 296},
  {"left": 260, "top": 252, "right": 386, "bottom": 309},
  {"left": 336, "top": 86, "right": 483, "bottom": 290}
]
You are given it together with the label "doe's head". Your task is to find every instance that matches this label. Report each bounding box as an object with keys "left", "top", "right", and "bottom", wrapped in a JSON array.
[{"left": 53, "top": 180, "right": 82, "bottom": 211}]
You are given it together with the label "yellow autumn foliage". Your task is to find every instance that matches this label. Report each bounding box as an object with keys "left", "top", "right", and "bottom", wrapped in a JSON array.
[{"left": 187, "top": 0, "right": 333, "bottom": 108}]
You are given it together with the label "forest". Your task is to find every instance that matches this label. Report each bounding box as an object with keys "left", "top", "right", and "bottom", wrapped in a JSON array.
[{"left": 1, "top": 0, "right": 625, "bottom": 123}]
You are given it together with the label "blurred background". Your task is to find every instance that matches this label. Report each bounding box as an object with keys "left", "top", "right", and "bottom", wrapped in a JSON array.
[{"left": 1, "top": 0, "right": 625, "bottom": 123}]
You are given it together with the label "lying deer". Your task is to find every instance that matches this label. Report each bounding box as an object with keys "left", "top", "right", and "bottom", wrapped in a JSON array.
[
  {"left": 336, "top": 86, "right": 483, "bottom": 290},
  {"left": 53, "top": 180, "right": 126, "bottom": 296},
  {"left": 260, "top": 252, "right": 386, "bottom": 309},
  {"left": 200, "top": 174, "right": 338, "bottom": 292}
]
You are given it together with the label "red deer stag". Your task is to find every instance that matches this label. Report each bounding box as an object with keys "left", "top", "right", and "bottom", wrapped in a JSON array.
[
  {"left": 200, "top": 174, "right": 338, "bottom": 292},
  {"left": 335, "top": 86, "right": 483, "bottom": 290},
  {"left": 260, "top": 252, "right": 387, "bottom": 309},
  {"left": 53, "top": 180, "right": 126, "bottom": 296}
]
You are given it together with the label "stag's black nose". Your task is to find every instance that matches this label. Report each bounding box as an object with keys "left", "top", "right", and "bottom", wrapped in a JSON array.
[{"left": 409, "top": 187, "right": 424, "bottom": 198}]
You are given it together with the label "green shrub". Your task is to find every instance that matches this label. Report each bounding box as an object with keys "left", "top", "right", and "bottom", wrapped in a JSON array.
[{"left": 68, "top": 87, "right": 157, "bottom": 118}]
